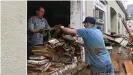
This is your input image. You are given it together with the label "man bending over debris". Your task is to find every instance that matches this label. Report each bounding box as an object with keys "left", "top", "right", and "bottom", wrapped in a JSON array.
[{"left": 59, "top": 17, "right": 114, "bottom": 75}]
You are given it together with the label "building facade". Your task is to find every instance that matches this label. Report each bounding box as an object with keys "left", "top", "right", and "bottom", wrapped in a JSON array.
[
  {"left": 70, "top": 0, "right": 127, "bottom": 35},
  {"left": 121, "top": 0, "right": 128, "bottom": 9}
]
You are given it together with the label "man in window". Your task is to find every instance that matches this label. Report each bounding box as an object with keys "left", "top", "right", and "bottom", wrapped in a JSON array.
[{"left": 27, "top": 7, "right": 50, "bottom": 59}]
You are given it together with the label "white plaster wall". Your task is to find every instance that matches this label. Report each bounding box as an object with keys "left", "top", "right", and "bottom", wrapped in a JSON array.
[
  {"left": 70, "top": 1, "right": 82, "bottom": 29},
  {"left": 111, "top": 13, "right": 117, "bottom": 33},
  {"left": 107, "top": 3, "right": 111, "bottom": 34},
  {"left": 120, "top": 19, "right": 123, "bottom": 34},
  {"left": 118, "top": 18, "right": 124, "bottom": 34},
  {"left": 0, "top": 1, "right": 1, "bottom": 75},
  {"left": 1, "top": 1, "right": 27, "bottom": 75},
  {"left": 80, "top": 0, "right": 86, "bottom": 28},
  {"left": 86, "top": 1, "right": 94, "bottom": 17},
  {"left": 70, "top": 1, "right": 87, "bottom": 29}
]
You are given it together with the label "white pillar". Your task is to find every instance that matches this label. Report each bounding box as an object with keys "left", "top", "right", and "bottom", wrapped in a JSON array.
[{"left": 70, "top": 1, "right": 81, "bottom": 29}]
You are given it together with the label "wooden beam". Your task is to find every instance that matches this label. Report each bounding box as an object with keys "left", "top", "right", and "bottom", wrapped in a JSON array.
[
  {"left": 111, "top": 53, "right": 120, "bottom": 72},
  {"left": 124, "top": 60, "right": 133, "bottom": 75}
]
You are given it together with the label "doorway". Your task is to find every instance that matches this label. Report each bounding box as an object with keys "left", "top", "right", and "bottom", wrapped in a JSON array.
[{"left": 27, "top": 1, "right": 70, "bottom": 27}]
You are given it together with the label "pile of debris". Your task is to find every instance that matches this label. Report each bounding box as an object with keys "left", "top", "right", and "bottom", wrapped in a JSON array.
[
  {"left": 103, "top": 32, "right": 133, "bottom": 74},
  {"left": 28, "top": 27, "right": 84, "bottom": 75}
]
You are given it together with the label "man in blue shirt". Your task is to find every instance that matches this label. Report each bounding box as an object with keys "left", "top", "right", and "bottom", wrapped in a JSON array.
[{"left": 59, "top": 17, "right": 114, "bottom": 75}]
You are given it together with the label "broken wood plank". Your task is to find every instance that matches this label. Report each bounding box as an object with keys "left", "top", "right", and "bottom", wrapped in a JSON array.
[
  {"left": 29, "top": 55, "right": 46, "bottom": 60},
  {"left": 32, "top": 46, "right": 45, "bottom": 50},
  {"left": 103, "top": 33, "right": 115, "bottom": 41},
  {"left": 28, "top": 63, "right": 51, "bottom": 73},
  {"left": 124, "top": 60, "right": 133, "bottom": 75},
  {"left": 111, "top": 53, "right": 120, "bottom": 72}
]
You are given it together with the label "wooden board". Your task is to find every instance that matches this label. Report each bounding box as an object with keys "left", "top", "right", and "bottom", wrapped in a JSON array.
[
  {"left": 124, "top": 60, "right": 133, "bottom": 75},
  {"left": 28, "top": 63, "right": 51, "bottom": 73},
  {"left": 111, "top": 53, "right": 120, "bottom": 72},
  {"left": 32, "top": 46, "right": 45, "bottom": 50}
]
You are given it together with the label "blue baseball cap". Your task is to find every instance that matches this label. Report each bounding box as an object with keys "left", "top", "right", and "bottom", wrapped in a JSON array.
[{"left": 82, "top": 17, "right": 96, "bottom": 24}]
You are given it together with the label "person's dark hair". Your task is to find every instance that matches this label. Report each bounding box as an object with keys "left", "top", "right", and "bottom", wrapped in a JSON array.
[{"left": 36, "top": 7, "right": 44, "bottom": 11}]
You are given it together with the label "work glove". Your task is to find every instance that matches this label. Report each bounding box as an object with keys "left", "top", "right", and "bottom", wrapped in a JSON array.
[
  {"left": 54, "top": 25, "right": 62, "bottom": 30},
  {"left": 39, "top": 29, "right": 44, "bottom": 34}
]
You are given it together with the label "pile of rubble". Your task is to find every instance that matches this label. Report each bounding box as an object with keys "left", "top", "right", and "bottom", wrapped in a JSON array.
[{"left": 28, "top": 27, "right": 84, "bottom": 75}]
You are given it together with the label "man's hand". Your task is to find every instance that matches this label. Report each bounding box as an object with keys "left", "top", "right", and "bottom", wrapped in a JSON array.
[
  {"left": 53, "top": 25, "right": 61, "bottom": 30},
  {"left": 60, "top": 26, "right": 64, "bottom": 29}
]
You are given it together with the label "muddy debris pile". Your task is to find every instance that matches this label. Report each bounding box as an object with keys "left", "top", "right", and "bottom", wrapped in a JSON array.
[{"left": 28, "top": 27, "right": 83, "bottom": 74}]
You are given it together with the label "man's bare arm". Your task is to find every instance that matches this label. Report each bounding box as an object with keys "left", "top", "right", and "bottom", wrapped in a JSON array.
[
  {"left": 60, "top": 26, "right": 85, "bottom": 46},
  {"left": 60, "top": 26, "right": 77, "bottom": 36}
]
